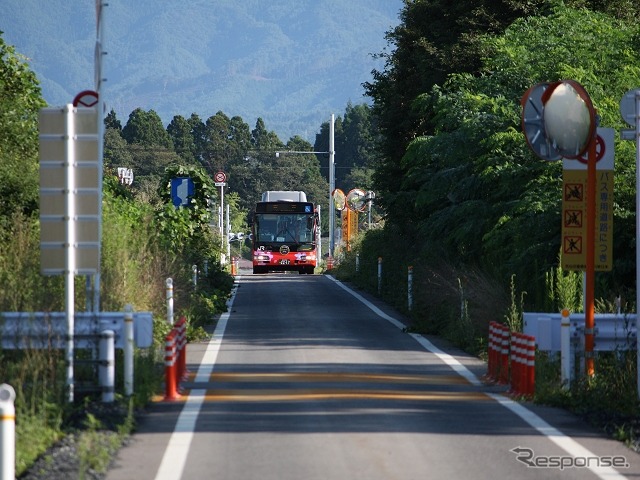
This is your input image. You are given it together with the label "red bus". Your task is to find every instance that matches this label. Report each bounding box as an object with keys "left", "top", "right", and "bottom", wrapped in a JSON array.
[{"left": 251, "top": 191, "right": 318, "bottom": 274}]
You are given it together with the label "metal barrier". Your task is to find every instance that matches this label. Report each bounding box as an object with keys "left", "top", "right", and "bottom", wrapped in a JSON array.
[
  {"left": 523, "top": 312, "right": 637, "bottom": 352},
  {"left": 0, "top": 311, "right": 153, "bottom": 349}
]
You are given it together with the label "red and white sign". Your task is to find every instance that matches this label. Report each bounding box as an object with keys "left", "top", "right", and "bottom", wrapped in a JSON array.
[
  {"left": 562, "top": 128, "right": 614, "bottom": 170},
  {"left": 72, "top": 90, "right": 99, "bottom": 108},
  {"left": 214, "top": 171, "right": 227, "bottom": 183}
]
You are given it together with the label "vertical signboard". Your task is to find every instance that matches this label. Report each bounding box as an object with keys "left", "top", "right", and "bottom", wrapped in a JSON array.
[
  {"left": 39, "top": 106, "right": 101, "bottom": 275},
  {"left": 561, "top": 128, "right": 614, "bottom": 271}
]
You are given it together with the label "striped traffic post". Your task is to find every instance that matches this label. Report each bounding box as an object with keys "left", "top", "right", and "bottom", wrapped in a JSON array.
[
  {"left": 177, "top": 316, "right": 188, "bottom": 381},
  {"left": 0, "top": 384, "right": 15, "bottom": 480},
  {"left": 487, "top": 322, "right": 497, "bottom": 381},
  {"left": 164, "top": 331, "right": 179, "bottom": 401},
  {"left": 509, "top": 332, "right": 520, "bottom": 394},
  {"left": 524, "top": 334, "right": 536, "bottom": 397},
  {"left": 498, "top": 324, "right": 510, "bottom": 384}
]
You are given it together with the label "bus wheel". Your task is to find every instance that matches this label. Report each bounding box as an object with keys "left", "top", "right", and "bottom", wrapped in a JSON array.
[{"left": 253, "top": 266, "right": 266, "bottom": 274}]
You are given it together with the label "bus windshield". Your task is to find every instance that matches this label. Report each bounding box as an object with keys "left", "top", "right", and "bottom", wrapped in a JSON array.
[{"left": 254, "top": 213, "right": 315, "bottom": 244}]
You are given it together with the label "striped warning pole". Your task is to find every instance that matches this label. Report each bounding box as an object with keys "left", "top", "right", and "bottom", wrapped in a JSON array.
[
  {"left": 487, "top": 322, "right": 498, "bottom": 381},
  {"left": 498, "top": 324, "right": 510, "bottom": 385},
  {"left": 524, "top": 334, "right": 536, "bottom": 397},
  {"left": 0, "top": 384, "right": 16, "bottom": 480},
  {"left": 164, "top": 331, "right": 180, "bottom": 401},
  {"left": 487, "top": 322, "right": 494, "bottom": 380},
  {"left": 509, "top": 332, "right": 521, "bottom": 394},
  {"left": 176, "top": 316, "right": 188, "bottom": 381}
]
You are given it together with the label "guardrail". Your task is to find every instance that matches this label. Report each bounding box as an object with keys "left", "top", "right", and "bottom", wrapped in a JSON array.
[
  {"left": 523, "top": 312, "right": 637, "bottom": 352},
  {"left": 0, "top": 310, "right": 153, "bottom": 349}
]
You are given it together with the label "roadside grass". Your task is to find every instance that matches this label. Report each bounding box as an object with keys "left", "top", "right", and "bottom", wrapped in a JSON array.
[{"left": 1, "top": 207, "right": 235, "bottom": 477}]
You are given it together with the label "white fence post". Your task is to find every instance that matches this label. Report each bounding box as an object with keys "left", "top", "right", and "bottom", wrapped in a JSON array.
[
  {"left": 166, "top": 277, "right": 174, "bottom": 325},
  {"left": 561, "top": 308, "right": 572, "bottom": 388},
  {"left": 192, "top": 265, "right": 198, "bottom": 290},
  {"left": 99, "top": 330, "right": 115, "bottom": 403},
  {"left": 407, "top": 265, "right": 413, "bottom": 311},
  {"left": 124, "top": 304, "right": 134, "bottom": 397},
  {"left": 0, "top": 384, "right": 15, "bottom": 480}
]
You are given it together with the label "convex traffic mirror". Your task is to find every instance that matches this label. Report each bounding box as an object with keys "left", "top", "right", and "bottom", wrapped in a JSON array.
[{"left": 541, "top": 80, "right": 596, "bottom": 159}]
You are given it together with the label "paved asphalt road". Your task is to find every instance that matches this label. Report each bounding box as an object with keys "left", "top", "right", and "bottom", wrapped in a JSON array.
[{"left": 106, "top": 272, "right": 640, "bottom": 480}]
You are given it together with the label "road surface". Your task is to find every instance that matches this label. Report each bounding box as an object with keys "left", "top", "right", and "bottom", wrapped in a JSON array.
[{"left": 106, "top": 273, "right": 640, "bottom": 480}]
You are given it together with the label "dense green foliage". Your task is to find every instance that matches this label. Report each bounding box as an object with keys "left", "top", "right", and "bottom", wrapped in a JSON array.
[{"left": 364, "top": 2, "right": 640, "bottom": 305}]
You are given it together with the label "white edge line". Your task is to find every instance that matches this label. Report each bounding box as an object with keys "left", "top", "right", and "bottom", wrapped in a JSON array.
[
  {"left": 153, "top": 276, "right": 240, "bottom": 480},
  {"left": 325, "top": 275, "right": 627, "bottom": 480}
]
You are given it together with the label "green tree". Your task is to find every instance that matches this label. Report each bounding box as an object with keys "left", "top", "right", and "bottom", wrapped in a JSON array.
[
  {"left": 103, "top": 127, "right": 133, "bottom": 170},
  {"left": 167, "top": 114, "right": 198, "bottom": 165},
  {"left": 122, "top": 108, "right": 173, "bottom": 148},
  {"left": 401, "top": 6, "right": 640, "bottom": 294},
  {"left": 104, "top": 108, "right": 122, "bottom": 131},
  {"left": 157, "top": 164, "right": 219, "bottom": 261},
  {"left": 0, "top": 32, "right": 46, "bottom": 225}
]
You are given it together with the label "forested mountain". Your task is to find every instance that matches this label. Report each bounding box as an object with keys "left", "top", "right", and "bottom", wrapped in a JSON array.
[{"left": 2, "top": 0, "right": 401, "bottom": 141}]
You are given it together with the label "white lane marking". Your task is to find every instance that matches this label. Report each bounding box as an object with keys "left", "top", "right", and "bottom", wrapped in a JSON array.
[
  {"left": 325, "top": 275, "right": 628, "bottom": 480},
  {"left": 487, "top": 393, "right": 626, "bottom": 479},
  {"left": 153, "top": 277, "right": 239, "bottom": 480}
]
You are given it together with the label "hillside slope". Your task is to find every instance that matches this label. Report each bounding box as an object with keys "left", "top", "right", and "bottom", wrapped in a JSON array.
[{"left": 2, "top": 0, "right": 401, "bottom": 140}]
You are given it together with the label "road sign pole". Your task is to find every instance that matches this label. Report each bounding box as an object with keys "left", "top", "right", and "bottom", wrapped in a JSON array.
[
  {"left": 329, "top": 114, "right": 336, "bottom": 258},
  {"left": 65, "top": 105, "right": 76, "bottom": 402},
  {"left": 585, "top": 135, "right": 596, "bottom": 376}
]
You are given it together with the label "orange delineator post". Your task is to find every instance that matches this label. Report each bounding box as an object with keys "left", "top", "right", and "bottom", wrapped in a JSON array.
[
  {"left": 509, "top": 332, "right": 522, "bottom": 394},
  {"left": 231, "top": 257, "right": 238, "bottom": 276},
  {"left": 498, "top": 324, "right": 510, "bottom": 384},
  {"left": 524, "top": 334, "right": 536, "bottom": 397},
  {"left": 164, "top": 330, "right": 179, "bottom": 401},
  {"left": 176, "top": 316, "right": 188, "bottom": 381},
  {"left": 487, "top": 322, "right": 497, "bottom": 380},
  {"left": 486, "top": 323, "right": 535, "bottom": 397}
]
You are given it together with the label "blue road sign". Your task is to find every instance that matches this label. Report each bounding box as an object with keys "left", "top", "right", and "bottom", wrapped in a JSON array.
[{"left": 171, "top": 177, "right": 195, "bottom": 207}]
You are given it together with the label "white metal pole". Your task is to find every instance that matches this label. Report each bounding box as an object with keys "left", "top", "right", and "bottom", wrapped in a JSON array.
[
  {"left": 166, "top": 277, "right": 174, "bottom": 325},
  {"left": 94, "top": 1, "right": 106, "bottom": 316},
  {"left": 65, "top": 104, "right": 76, "bottom": 403},
  {"left": 561, "top": 308, "right": 571, "bottom": 388},
  {"left": 0, "top": 384, "right": 15, "bottom": 480},
  {"left": 99, "top": 330, "right": 115, "bottom": 403},
  {"left": 329, "top": 114, "right": 335, "bottom": 258},
  {"left": 124, "top": 304, "right": 134, "bottom": 397},
  {"left": 226, "top": 204, "right": 231, "bottom": 261},
  {"left": 408, "top": 266, "right": 413, "bottom": 311},
  {"left": 317, "top": 204, "right": 322, "bottom": 260}
]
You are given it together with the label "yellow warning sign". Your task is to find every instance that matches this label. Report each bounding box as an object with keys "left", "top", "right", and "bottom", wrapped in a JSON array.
[{"left": 561, "top": 167, "right": 613, "bottom": 271}]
